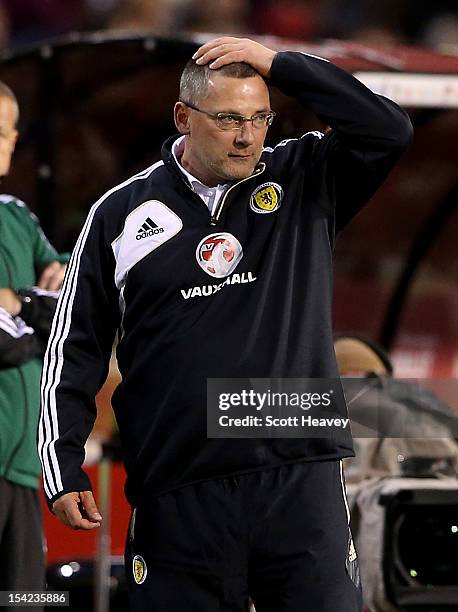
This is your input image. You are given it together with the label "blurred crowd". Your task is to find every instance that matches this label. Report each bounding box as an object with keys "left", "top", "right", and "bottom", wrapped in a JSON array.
[{"left": 0, "top": 0, "right": 456, "bottom": 53}]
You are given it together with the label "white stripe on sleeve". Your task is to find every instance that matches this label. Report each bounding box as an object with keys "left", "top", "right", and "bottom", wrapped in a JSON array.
[{"left": 38, "top": 161, "right": 163, "bottom": 499}]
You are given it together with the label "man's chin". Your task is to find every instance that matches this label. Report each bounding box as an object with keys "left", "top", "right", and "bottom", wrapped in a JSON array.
[{"left": 221, "top": 161, "right": 257, "bottom": 182}]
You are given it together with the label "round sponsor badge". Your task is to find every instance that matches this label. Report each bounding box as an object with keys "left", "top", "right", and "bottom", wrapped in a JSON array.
[
  {"left": 196, "top": 232, "right": 243, "bottom": 278},
  {"left": 250, "top": 182, "right": 283, "bottom": 214}
]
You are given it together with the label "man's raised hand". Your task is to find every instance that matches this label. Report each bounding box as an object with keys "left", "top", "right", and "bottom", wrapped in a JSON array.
[{"left": 192, "top": 37, "right": 276, "bottom": 78}]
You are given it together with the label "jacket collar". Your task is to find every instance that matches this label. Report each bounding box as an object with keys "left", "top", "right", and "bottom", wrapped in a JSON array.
[{"left": 161, "top": 134, "right": 265, "bottom": 189}]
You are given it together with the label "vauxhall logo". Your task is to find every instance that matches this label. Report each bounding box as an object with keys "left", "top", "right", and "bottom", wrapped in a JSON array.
[{"left": 136, "top": 217, "right": 164, "bottom": 240}]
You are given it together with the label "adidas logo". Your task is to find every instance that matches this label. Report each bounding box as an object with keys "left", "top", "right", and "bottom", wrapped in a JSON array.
[{"left": 136, "top": 217, "right": 164, "bottom": 240}]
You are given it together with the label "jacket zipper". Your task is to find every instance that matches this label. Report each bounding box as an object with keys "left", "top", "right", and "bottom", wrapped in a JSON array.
[
  {"left": 169, "top": 155, "right": 266, "bottom": 227},
  {"left": 210, "top": 163, "right": 266, "bottom": 226}
]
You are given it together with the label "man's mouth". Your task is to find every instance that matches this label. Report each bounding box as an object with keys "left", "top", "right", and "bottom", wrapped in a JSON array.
[{"left": 228, "top": 153, "right": 251, "bottom": 159}]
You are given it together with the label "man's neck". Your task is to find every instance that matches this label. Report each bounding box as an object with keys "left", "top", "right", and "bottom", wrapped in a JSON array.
[{"left": 177, "top": 138, "right": 223, "bottom": 188}]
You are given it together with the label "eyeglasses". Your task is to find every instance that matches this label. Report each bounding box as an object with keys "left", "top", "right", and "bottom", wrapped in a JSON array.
[{"left": 180, "top": 100, "right": 276, "bottom": 130}]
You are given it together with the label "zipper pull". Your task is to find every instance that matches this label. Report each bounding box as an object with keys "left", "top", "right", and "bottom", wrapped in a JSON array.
[{"left": 210, "top": 216, "right": 218, "bottom": 226}]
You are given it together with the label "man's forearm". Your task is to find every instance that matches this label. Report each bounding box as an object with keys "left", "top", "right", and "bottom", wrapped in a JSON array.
[{"left": 269, "top": 51, "right": 413, "bottom": 150}]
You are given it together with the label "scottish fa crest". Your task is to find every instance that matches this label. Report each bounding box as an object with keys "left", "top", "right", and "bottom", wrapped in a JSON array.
[
  {"left": 133, "top": 555, "right": 147, "bottom": 584},
  {"left": 250, "top": 182, "right": 283, "bottom": 214}
]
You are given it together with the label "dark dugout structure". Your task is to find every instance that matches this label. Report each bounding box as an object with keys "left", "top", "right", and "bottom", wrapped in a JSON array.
[
  {"left": 0, "top": 32, "right": 457, "bottom": 365},
  {"left": 1, "top": 33, "right": 457, "bottom": 612}
]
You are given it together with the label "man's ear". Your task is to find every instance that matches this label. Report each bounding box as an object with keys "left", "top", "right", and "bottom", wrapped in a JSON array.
[{"left": 174, "top": 102, "right": 191, "bottom": 135}]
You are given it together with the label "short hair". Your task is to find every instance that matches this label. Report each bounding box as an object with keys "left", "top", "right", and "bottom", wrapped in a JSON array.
[
  {"left": 179, "top": 60, "right": 261, "bottom": 106},
  {"left": 0, "top": 81, "right": 19, "bottom": 125}
]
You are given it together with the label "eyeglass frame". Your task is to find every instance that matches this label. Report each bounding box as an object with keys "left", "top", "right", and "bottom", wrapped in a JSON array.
[{"left": 179, "top": 100, "right": 276, "bottom": 131}]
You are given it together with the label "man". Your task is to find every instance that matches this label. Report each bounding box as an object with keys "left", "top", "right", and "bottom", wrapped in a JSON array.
[
  {"left": 335, "top": 336, "right": 458, "bottom": 482},
  {"left": 40, "top": 38, "right": 412, "bottom": 611},
  {"left": 0, "top": 82, "right": 67, "bottom": 599}
]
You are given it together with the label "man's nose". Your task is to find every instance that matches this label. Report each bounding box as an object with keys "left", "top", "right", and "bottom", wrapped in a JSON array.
[{"left": 234, "top": 121, "right": 255, "bottom": 147}]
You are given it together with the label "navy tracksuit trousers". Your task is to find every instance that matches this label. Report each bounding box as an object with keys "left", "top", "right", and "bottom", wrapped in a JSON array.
[{"left": 125, "top": 460, "right": 362, "bottom": 611}]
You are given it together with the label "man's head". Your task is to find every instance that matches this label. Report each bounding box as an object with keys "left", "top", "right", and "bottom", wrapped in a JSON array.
[
  {"left": 174, "top": 60, "right": 272, "bottom": 186},
  {"left": 334, "top": 336, "right": 393, "bottom": 377},
  {"left": 0, "top": 81, "right": 18, "bottom": 178}
]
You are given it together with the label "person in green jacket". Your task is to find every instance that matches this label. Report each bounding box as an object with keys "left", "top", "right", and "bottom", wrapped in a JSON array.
[{"left": 0, "top": 81, "right": 68, "bottom": 599}]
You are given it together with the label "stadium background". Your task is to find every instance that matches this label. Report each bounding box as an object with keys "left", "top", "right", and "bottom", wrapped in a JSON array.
[{"left": 0, "top": 0, "right": 456, "bottom": 607}]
